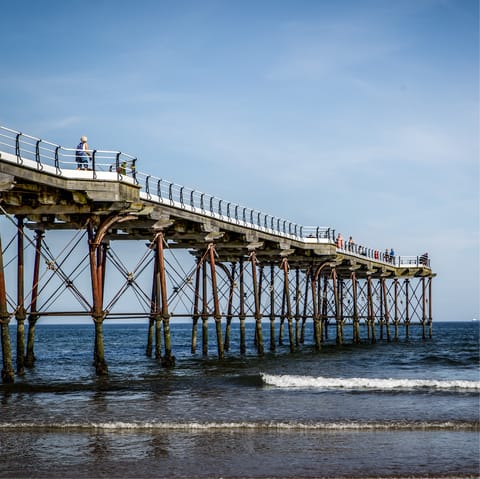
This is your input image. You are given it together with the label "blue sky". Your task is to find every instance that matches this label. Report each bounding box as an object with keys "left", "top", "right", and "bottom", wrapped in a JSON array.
[{"left": 1, "top": 0, "right": 478, "bottom": 321}]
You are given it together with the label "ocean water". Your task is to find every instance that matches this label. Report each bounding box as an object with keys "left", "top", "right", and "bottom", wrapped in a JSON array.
[{"left": 0, "top": 320, "right": 478, "bottom": 478}]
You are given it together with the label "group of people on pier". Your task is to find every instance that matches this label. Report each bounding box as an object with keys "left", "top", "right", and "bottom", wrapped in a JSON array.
[{"left": 336, "top": 233, "right": 396, "bottom": 264}]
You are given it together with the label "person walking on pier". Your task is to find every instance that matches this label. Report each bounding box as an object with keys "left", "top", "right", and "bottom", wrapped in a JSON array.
[
  {"left": 336, "top": 233, "right": 344, "bottom": 249},
  {"left": 76, "top": 136, "right": 91, "bottom": 170}
]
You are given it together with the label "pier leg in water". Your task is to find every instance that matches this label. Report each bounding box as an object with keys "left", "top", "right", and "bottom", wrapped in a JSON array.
[
  {"left": 382, "top": 277, "right": 391, "bottom": 342},
  {"left": 15, "top": 216, "right": 26, "bottom": 375},
  {"left": 281, "top": 258, "right": 295, "bottom": 353},
  {"left": 239, "top": 256, "right": 246, "bottom": 354},
  {"left": 332, "top": 268, "right": 343, "bottom": 345},
  {"left": 208, "top": 243, "right": 224, "bottom": 360},
  {"left": 428, "top": 277, "right": 433, "bottom": 339},
  {"left": 351, "top": 271, "right": 361, "bottom": 344},
  {"left": 156, "top": 232, "right": 175, "bottom": 367},
  {"left": 379, "top": 278, "right": 384, "bottom": 340},
  {"left": 405, "top": 279, "right": 410, "bottom": 340},
  {"left": 394, "top": 279, "right": 399, "bottom": 341},
  {"left": 202, "top": 258, "right": 209, "bottom": 356},
  {"left": 223, "top": 262, "right": 236, "bottom": 352},
  {"left": 311, "top": 272, "right": 321, "bottom": 351},
  {"left": 321, "top": 275, "right": 328, "bottom": 341},
  {"left": 300, "top": 267, "right": 310, "bottom": 344},
  {"left": 269, "top": 263, "right": 276, "bottom": 352},
  {"left": 367, "top": 274, "right": 376, "bottom": 344},
  {"left": 294, "top": 268, "right": 301, "bottom": 347},
  {"left": 25, "top": 229, "right": 43, "bottom": 368},
  {"left": 146, "top": 252, "right": 158, "bottom": 358},
  {"left": 250, "top": 251, "right": 264, "bottom": 356},
  {"left": 0, "top": 232, "right": 14, "bottom": 383},
  {"left": 279, "top": 268, "right": 286, "bottom": 347},
  {"left": 191, "top": 257, "right": 201, "bottom": 354},
  {"left": 421, "top": 277, "right": 427, "bottom": 341},
  {"left": 88, "top": 215, "right": 134, "bottom": 375}
]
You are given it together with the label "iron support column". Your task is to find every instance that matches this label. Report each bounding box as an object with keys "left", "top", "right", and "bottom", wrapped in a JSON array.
[
  {"left": 208, "top": 243, "right": 224, "bottom": 360},
  {"left": 250, "top": 251, "right": 264, "bottom": 356},
  {"left": 367, "top": 274, "right": 376, "bottom": 344},
  {"left": 191, "top": 257, "right": 201, "bottom": 354},
  {"left": 382, "top": 277, "right": 391, "bottom": 342},
  {"left": 25, "top": 230, "right": 44, "bottom": 367},
  {"left": 0, "top": 232, "right": 14, "bottom": 383},
  {"left": 405, "top": 279, "right": 410, "bottom": 340},
  {"left": 15, "top": 216, "right": 26, "bottom": 375},
  {"left": 201, "top": 258, "right": 209, "bottom": 356},
  {"left": 282, "top": 258, "right": 294, "bottom": 352},
  {"left": 269, "top": 263, "right": 276, "bottom": 352},
  {"left": 332, "top": 268, "right": 342, "bottom": 345},
  {"left": 239, "top": 256, "right": 246, "bottom": 354},
  {"left": 223, "top": 262, "right": 236, "bottom": 352}
]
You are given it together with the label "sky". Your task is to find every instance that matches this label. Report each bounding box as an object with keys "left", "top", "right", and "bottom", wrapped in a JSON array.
[{"left": 1, "top": 0, "right": 478, "bottom": 321}]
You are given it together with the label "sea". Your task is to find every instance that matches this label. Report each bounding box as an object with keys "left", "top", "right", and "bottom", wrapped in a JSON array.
[{"left": 0, "top": 320, "right": 478, "bottom": 479}]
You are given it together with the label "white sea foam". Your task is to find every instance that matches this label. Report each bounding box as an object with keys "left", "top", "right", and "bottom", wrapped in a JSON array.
[
  {"left": 0, "top": 420, "right": 477, "bottom": 431},
  {"left": 261, "top": 373, "right": 480, "bottom": 391}
]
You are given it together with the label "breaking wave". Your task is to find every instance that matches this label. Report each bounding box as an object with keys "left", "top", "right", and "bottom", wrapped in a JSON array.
[{"left": 261, "top": 373, "right": 480, "bottom": 391}]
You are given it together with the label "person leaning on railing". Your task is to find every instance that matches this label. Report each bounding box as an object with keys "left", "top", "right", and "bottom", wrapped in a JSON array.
[{"left": 75, "top": 136, "right": 91, "bottom": 170}]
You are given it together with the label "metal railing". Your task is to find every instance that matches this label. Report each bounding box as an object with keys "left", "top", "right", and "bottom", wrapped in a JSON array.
[
  {"left": 0, "top": 126, "right": 137, "bottom": 180},
  {"left": 136, "top": 171, "right": 333, "bottom": 242},
  {"left": 0, "top": 125, "right": 431, "bottom": 268}
]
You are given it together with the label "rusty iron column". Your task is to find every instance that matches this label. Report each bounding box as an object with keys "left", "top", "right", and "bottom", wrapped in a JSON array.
[
  {"left": 281, "top": 258, "right": 295, "bottom": 352},
  {"left": 0, "top": 231, "right": 14, "bottom": 383},
  {"left": 25, "top": 230, "right": 44, "bottom": 368},
  {"left": 146, "top": 248, "right": 158, "bottom": 358},
  {"left": 294, "top": 268, "right": 301, "bottom": 347},
  {"left": 257, "top": 264, "right": 265, "bottom": 347},
  {"left": 223, "top": 262, "right": 236, "bottom": 352},
  {"left": 405, "top": 279, "right": 410, "bottom": 340},
  {"left": 428, "top": 277, "right": 434, "bottom": 338},
  {"left": 311, "top": 270, "right": 321, "bottom": 351},
  {"left": 208, "top": 243, "right": 224, "bottom": 360},
  {"left": 269, "top": 262, "right": 276, "bottom": 352},
  {"left": 421, "top": 277, "right": 427, "bottom": 340},
  {"left": 250, "top": 251, "right": 264, "bottom": 356},
  {"left": 201, "top": 258, "right": 209, "bottom": 356},
  {"left": 300, "top": 266, "right": 310, "bottom": 344},
  {"left": 88, "top": 214, "right": 134, "bottom": 375},
  {"left": 239, "top": 256, "right": 246, "bottom": 354},
  {"left": 153, "top": 240, "right": 163, "bottom": 360},
  {"left": 321, "top": 275, "right": 328, "bottom": 341},
  {"left": 367, "top": 274, "right": 376, "bottom": 344},
  {"left": 394, "top": 278, "right": 399, "bottom": 341},
  {"left": 156, "top": 232, "right": 174, "bottom": 366},
  {"left": 382, "top": 277, "right": 391, "bottom": 342},
  {"left": 88, "top": 222, "right": 108, "bottom": 375},
  {"left": 331, "top": 268, "right": 343, "bottom": 345},
  {"left": 379, "top": 278, "right": 384, "bottom": 340},
  {"left": 191, "top": 257, "right": 201, "bottom": 354},
  {"left": 15, "top": 216, "right": 26, "bottom": 375},
  {"left": 351, "top": 271, "right": 360, "bottom": 344}
]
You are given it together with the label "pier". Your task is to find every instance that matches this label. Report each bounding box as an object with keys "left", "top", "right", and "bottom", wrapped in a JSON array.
[{"left": 0, "top": 126, "right": 434, "bottom": 382}]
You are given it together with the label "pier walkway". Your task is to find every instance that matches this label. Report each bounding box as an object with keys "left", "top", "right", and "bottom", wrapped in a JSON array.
[{"left": 0, "top": 126, "right": 434, "bottom": 382}]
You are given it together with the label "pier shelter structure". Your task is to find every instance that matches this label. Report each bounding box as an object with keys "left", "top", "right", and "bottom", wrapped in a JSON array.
[{"left": 0, "top": 126, "right": 434, "bottom": 382}]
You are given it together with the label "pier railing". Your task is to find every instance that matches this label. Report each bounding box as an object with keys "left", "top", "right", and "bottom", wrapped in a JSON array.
[
  {"left": 0, "top": 126, "right": 137, "bottom": 179},
  {"left": 0, "top": 125, "right": 430, "bottom": 268},
  {"left": 136, "top": 171, "right": 332, "bottom": 242}
]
